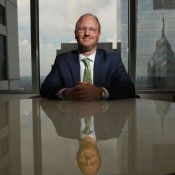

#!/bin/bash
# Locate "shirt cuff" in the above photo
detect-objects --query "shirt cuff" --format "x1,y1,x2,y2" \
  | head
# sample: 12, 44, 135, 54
101, 87, 110, 99
56, 89, 66, 99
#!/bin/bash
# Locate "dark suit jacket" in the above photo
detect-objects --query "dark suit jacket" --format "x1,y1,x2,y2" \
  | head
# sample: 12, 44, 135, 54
40, 99, 136, 140
40, 49, 135, 99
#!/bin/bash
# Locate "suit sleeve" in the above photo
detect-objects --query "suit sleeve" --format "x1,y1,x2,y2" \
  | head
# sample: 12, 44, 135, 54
40, 63, 63, 99
106, 53, 136, 100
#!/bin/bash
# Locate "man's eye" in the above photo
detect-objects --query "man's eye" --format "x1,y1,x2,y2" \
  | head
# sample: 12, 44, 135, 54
89, 28, 95, 32
77, 27, 97, 33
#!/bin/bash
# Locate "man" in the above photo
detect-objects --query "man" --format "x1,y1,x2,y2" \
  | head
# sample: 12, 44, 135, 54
40, 13, 135, 100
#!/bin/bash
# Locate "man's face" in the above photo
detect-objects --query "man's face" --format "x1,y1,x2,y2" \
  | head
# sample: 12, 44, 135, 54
75, 15, 101, 53
77, 140, 101, 175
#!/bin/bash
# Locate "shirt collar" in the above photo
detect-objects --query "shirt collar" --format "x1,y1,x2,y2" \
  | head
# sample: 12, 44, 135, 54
79, 51, 96, 62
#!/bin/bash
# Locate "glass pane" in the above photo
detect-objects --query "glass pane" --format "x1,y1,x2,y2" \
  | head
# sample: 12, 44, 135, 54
136, 0, 175, 90
117, 0, 129, 68
39, 0, 126, 82
17, 0, 32, 90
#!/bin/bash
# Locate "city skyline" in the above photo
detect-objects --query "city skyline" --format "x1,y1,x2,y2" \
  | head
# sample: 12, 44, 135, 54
17, 0, 175, 90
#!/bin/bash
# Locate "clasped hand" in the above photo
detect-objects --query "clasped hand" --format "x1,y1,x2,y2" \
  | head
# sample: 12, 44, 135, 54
69, 82, 103, 101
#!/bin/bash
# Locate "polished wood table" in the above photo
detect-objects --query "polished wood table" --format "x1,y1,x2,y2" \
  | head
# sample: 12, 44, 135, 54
0, 98, 175, 175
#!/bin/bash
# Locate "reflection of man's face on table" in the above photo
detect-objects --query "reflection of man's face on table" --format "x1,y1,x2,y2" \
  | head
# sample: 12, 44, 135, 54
76, 137, 101, 175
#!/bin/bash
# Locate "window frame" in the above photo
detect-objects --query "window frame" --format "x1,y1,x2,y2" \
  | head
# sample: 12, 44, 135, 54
0, 0, 174, 95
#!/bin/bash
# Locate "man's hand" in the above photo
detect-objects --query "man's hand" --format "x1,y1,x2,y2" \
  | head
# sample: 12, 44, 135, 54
70, 82, 103, 101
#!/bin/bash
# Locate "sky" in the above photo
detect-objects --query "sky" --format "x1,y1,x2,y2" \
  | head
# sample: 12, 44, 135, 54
17, 0, 117, 76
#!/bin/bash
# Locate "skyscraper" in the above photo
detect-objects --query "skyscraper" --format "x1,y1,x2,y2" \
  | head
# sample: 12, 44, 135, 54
148, 15, 175, 88
117, 0, 175, 90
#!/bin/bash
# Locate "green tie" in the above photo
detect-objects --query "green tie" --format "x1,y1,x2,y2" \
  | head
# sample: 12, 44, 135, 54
82, 58, 92, 83
82, 117, 93, 135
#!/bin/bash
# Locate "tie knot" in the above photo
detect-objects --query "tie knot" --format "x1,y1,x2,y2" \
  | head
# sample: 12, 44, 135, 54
82, 58, 91, 67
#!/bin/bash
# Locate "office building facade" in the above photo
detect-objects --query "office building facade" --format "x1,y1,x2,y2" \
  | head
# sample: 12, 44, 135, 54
148, 16, 175, 88
57, 42, 119, 55
0, 0, 20, 90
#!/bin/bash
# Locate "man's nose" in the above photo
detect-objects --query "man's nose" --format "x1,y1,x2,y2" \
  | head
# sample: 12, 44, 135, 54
84, 28, 90, 35
86, 158, 92, 165
85, 155, 91, 160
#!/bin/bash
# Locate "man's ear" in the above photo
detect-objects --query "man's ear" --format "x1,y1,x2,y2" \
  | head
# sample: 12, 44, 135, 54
74, 30, 77, 37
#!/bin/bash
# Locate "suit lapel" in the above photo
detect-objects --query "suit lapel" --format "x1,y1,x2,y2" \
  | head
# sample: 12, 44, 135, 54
94, 50, 106, 85
69, 51, 80, 85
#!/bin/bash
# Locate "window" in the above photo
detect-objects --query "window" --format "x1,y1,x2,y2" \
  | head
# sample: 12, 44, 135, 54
136, 0, 175, 90
1, 0, 174, 93
18, 0, 32, 90
117, 0, 129, 69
